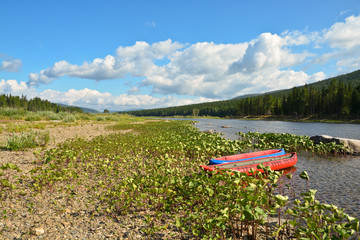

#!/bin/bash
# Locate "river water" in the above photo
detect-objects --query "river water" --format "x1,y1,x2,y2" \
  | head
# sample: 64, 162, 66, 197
173, 118, 360, 219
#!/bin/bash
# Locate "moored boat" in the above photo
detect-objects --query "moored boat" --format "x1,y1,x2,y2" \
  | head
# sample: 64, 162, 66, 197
201, 152, 297, 175
209, 149, 286, 165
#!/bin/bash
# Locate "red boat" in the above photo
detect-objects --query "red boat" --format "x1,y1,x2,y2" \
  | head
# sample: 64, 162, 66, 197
201, 152, 297, 175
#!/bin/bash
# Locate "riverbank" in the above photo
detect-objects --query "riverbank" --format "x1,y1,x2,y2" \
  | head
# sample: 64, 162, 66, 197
162, 115, 360, 124
0, 117, 358, 239
234, 115, 360, 124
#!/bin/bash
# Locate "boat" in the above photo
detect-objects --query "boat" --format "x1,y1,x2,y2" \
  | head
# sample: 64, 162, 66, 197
209, 149, 286, 165
201, 152, 297, 175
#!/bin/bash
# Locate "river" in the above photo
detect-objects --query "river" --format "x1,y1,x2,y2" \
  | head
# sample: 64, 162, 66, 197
173, 118, 360, 219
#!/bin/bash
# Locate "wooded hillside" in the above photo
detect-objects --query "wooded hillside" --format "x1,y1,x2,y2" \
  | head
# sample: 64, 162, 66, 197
0, 94, 83, 113
125, 69, 360, 119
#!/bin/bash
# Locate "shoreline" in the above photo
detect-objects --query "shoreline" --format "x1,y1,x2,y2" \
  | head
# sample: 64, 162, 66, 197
158, 115, 360, 124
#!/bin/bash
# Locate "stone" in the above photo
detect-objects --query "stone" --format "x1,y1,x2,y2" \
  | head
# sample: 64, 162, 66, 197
202, 129, 215, 134
310, 135, 360, 154
31, 227, 45, 235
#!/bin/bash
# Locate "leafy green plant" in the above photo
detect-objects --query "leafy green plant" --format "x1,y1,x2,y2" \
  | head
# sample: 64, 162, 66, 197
0, 163, 21, 199
236, 131, 350, 155
24, 118, 359, 239
278, 189, 359, 239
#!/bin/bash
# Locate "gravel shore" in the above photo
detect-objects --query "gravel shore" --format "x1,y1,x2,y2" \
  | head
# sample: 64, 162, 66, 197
0, 121, 290, 239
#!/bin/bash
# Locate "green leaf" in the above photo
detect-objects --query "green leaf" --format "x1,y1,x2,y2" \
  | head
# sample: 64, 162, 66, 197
274, 194, 289, 205
300, 171, 310, 181
206, 187, 214, 196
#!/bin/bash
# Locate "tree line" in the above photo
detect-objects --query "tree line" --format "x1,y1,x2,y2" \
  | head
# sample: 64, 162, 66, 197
0, 94, 83, 113
125, 71, 360, 119
235, 80, 360, 117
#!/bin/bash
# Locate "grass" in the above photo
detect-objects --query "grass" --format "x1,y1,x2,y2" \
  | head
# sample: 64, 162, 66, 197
3, 130, 50, 151
0, 107, 139, 123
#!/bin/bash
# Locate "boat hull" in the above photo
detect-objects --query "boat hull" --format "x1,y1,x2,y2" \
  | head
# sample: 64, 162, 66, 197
201, 153, 297, 176
209, 149, 285, 165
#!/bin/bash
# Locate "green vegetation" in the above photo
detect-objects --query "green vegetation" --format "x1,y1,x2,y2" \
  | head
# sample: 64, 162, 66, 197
3, 130, 50, 151
237, 131, 351, 155
0, 94, 83, 113
0, 107, 135, 123
0, 163, 21, 200
126, 69, 360, 120
3, 118, 352, 239
280, 189, 359, 239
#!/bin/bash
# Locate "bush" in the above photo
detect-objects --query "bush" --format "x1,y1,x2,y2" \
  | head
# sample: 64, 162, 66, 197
25, 112, 42, 121
4, 130, 50, 151
0, 108, 26, 117
96, 116, 105, 121
63, 115, 76, 123
40, 111, 61, 120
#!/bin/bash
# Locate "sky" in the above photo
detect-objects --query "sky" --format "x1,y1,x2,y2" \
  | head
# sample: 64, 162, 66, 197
1, 0, 360, 112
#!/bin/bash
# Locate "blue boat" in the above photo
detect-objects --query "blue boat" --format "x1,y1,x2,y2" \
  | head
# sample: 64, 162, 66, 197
209, 149, 286, 165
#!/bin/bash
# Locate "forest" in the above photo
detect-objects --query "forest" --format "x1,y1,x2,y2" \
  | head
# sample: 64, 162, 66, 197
0, 94, 83, 113
125, 70, 360, 119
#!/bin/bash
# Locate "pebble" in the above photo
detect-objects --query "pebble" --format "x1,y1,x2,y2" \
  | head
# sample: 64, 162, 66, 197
31, 226, 45, 235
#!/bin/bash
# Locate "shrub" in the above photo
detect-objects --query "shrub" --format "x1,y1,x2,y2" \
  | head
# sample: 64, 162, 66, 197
63, 115, 76, 123
0, 108, 26, 117
40, 111, 61, 120
4, 130, 50, 151
96, 116, 105, 121
25, 112, 42, 121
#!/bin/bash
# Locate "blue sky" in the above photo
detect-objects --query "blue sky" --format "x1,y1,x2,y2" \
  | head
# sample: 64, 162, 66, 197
1, 0, 360, 111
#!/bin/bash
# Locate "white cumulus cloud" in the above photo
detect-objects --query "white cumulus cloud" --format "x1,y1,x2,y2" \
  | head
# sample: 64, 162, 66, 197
314, 15, 360, 72
228, 33, 308, 74
323, 15, 360, 49
0, 58, 22, 72
0, 79, 36, 96
28, 39, 185, 86
27, 27, 345, 100
1, 78, 216, 111
142, 41, 248, 98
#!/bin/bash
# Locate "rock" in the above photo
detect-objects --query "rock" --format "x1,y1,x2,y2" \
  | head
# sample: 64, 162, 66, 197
201, 130, 215, 134
31, 226, 45, 235
310, 135, 339, 144
310, 135, 360, 154
221, 125, 231, 128
340, 138, 360, 155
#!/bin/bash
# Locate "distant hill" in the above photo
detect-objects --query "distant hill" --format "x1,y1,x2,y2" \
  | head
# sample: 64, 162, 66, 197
233, 93, 262, 99
80, 107, 100, 113
56, 103, 100, 113
233, 69, 360, 99
125, 69, 360, 119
